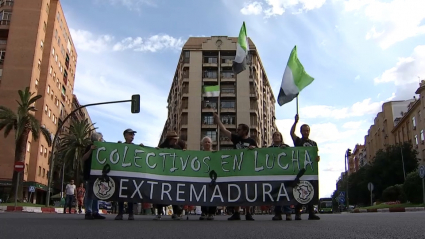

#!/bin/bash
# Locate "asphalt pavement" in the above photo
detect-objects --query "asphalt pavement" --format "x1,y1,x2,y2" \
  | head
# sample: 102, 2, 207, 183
0, 211, 424, 239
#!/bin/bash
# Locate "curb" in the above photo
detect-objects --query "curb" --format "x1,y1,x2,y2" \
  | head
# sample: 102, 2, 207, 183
352, 207, 425, 213
0, 206, 107, 214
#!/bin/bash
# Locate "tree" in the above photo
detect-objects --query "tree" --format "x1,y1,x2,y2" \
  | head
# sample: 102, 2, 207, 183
403, 171, 423, 204
57, 118, 95, 185
0, 87, 52, 201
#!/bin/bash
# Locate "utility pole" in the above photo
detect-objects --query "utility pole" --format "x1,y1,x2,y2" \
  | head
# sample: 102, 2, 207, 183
345, 148, 352, 209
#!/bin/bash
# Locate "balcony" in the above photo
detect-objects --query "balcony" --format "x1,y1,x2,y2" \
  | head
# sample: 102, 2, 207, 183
203, 57, 218, 67
220, 136, 233, 145
221, 88, 235, 97
221, 56, 233, 67
202, 122, 217, 129
203, 71, 218, 82
221, 72, 235, 82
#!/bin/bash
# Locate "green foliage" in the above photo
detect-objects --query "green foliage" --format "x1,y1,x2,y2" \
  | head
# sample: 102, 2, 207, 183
381, 184, 407, 203
403, 171, 423, 204
332, 142, 419, 206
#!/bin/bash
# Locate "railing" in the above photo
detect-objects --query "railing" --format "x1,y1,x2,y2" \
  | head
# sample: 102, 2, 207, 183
0, 0, 13, 7
221, 88, 235, 94
204, 57, 217, 64
0, 20, 10, 25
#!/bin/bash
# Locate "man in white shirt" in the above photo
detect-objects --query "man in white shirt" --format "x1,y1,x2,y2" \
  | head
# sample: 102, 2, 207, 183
64, 179, 76, 214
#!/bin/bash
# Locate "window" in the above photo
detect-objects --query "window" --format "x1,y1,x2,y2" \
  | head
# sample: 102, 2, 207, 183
53, 72, 56, 78
27, 142, 31, 152
43, 21, 46, 32
221, 101, 235, 108
413, 117, 416, 129
203, 115, 214, 125
46, 3, 49, 14
47, 85, 50, 93
44, 104, 48, 112
40, 40, 44, 49
55, 29, 58, 39
52, 114, 55, 123
52, 47, 55, 56
38, 166, 41, 176
25, 164, 29, 173
55, 54, 58, 62
415, 135, 418, 145
38, 59, 41, 69
421, 130, 424, 141
205, 131, 217, 141
35, 79, 39, 88
40, 145, 43, 153
61, 85, 66, 95
49, 66, 52, 74
43, 168, 45, 178
48, 109, 51, 117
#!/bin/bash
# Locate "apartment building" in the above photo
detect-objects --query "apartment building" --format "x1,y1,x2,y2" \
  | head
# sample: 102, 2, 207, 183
392, 80, 425, 163
0, 0, 77, 204
158, 36, 277, 150
363, 99, 414, 164
348, 144, 365, 175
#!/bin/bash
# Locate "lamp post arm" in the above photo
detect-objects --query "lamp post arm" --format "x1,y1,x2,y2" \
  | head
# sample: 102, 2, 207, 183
45, 99, 131, 206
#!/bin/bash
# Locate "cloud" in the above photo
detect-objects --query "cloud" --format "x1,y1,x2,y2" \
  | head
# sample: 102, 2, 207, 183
105, 0, 157, 10
373, 45, 425, 100
298, 98, 383, 119
355, 75, 360, 80
70, 28, 185, 54
345, 0, 425, 49
239, 0, 327, 17
69, 29, 114, 53
342, 120, 364, 129
112, 35, 185, 52
241, 2, 263, 15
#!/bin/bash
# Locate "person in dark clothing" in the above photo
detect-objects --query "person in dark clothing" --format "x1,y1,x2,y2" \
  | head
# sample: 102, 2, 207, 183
81, 132, 106, 220
268, 131, 293, 221
198, 136, 217, 220
153, 131, 185, 220
115, 128, 144, 221
290, 114, 321, 220
213, 112, 257, 221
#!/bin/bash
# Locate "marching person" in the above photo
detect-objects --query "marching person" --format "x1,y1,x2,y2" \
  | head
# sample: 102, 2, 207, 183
269, 132, 292, 221
63, 179, 76, 214
213, 112, 257, 221
290, 114, 321, 220
81, 132, 106, 220
115, 128, 144, 221
199, 136, 217, 221
154, 131, 185, 220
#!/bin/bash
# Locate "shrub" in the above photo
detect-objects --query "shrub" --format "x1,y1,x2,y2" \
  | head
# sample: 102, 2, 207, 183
381, 184, 407, 203
403, 171, 423, 204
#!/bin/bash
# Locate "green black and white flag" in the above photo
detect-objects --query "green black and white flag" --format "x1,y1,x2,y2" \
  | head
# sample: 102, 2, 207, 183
233, 22, 249, 75
277, 46, 314, 106
203, 85, 220, 97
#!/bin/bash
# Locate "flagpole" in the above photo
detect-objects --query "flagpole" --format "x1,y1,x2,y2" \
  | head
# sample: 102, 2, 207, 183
296, 96, 299, 115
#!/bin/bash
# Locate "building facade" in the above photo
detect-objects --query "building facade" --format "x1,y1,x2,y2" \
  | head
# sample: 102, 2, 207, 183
158, 36, 277, 150
0, 0, 77, 204
392, 81, 425, 163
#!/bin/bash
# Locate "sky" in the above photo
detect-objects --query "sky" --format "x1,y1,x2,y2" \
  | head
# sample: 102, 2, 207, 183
62, 0, 425, 198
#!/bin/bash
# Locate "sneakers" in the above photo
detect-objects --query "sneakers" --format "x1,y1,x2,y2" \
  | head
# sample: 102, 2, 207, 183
245, 213, 255, 221
114, 214, 123, 220
153, 215, 162, 220
85, 213, 94, 220
114, 213, 134, 220
207, 214, 214, 220
272, 213, 283, 221
285, 213, 292, 221
93, 213, 106, 219
199, 213, 207, 220
228, 212, 241, 221
172, 214, 182, 220
308, 214, 320, 220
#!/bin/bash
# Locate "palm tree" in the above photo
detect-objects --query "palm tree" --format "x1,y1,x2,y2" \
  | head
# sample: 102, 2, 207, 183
57, 118, 96, 185
0, 87, 52, 202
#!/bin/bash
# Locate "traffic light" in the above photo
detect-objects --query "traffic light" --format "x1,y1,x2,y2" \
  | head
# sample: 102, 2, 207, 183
346, 148, 352, 157
131, 94, 140, 113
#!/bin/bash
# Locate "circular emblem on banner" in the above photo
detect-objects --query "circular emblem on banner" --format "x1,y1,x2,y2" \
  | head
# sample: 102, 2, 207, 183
93, 177, 116, 200
293, 181, 315, 204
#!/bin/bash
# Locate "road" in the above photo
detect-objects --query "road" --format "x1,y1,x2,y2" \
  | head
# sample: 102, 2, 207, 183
0, 211, 424, 239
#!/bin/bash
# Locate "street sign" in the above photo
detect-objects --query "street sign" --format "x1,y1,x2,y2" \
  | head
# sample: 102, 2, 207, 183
339, 191, 345, 198
339, 196, 345, 204
368, 182, 374, 191
29, 186, 35, 193
14, 162, 25, 173
419, 165, 425, 179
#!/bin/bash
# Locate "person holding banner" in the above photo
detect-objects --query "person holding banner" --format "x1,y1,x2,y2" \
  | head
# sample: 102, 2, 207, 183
213, 112, 257, 221
269, 131, 293, 221
115, 128, 144, 221
199, 136, 217, 220
290, 114, 321, 220
153, 131, 185, 220
82, 132, 106, 220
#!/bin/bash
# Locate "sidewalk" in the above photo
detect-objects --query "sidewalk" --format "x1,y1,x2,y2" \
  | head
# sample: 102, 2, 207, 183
0, 205, 107, 214
352, 207, 425, 213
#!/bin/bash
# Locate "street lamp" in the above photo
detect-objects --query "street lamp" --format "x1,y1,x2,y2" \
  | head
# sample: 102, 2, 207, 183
400, 144, 406, 181
345, 148, 352, 209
